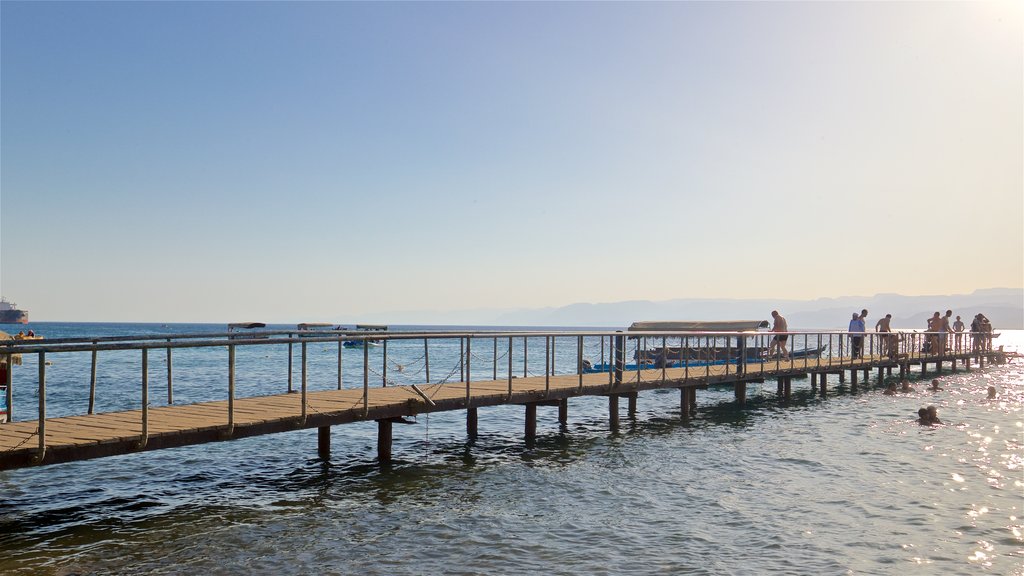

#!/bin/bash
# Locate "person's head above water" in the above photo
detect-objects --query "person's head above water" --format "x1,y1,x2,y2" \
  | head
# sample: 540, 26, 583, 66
987, 386, 997, 399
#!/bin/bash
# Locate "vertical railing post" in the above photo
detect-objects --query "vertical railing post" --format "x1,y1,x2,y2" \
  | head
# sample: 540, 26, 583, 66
493, 337, 497, 381
545, 336, 551, 394
362, 341, 369, 416
338, 340, 343, 390
661, 336, 667, 384
88, 344, 98, 415
578, 335, 583, 390
424, 338, 430, 384
33, 352, 47, 463
382, 339, 388, 387
737, 335, 746, 378
166, 339, 173, 404
287, 336, 294, 393
228, 344, 235, 435
139, 349, 148, 450
614, 332, 624, 387
4, 353, 12, 422
523, 336, 528, 378
465, 337, 472, 405
460, 338, 465, 382
507, 337, 513, 396
301, 341, 307, 423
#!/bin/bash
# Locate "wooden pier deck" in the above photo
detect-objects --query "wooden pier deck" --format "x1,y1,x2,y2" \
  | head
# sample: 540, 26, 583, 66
0, 349, 990, 471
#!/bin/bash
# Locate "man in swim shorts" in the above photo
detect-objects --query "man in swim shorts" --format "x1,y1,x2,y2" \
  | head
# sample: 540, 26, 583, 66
768, 310, 789, 358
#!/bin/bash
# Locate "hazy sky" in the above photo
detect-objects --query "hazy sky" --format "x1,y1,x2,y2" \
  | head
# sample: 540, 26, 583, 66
2, 1, 1021, 322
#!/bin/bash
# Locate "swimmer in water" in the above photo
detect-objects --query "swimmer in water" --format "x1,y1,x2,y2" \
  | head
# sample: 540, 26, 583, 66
917, 407, 930, 425
901, 380, 915, 393
987, 386, 997, 399
883, 383, 897, 395
926, 405, 941, 424
930, 379, 942, 391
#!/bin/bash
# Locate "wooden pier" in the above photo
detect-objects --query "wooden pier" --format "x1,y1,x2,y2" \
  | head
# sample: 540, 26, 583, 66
0, 329, 1007, 472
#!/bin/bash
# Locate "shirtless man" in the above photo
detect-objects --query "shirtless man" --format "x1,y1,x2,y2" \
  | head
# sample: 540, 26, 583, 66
768, 310, 789, 358
875, 313, 893, 356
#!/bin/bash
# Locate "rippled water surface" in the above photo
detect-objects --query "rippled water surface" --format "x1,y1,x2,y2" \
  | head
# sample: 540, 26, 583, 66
1, 324, 1021, 575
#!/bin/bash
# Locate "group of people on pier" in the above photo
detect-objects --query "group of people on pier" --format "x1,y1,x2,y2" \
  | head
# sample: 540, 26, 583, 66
769, 308, 997, 360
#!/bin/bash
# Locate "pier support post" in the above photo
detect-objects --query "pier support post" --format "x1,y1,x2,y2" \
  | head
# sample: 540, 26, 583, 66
467, 407, 478, 438
811, 373, 817, 392
951, 358, 958, 373
558, 398, 568, 425
850, 369, 858, 392
887, 366, 893, 377
921, 363, 927, 377
877, 368, 884, 386
318, 426, 331, 459
609, 395, 620, 429
776, 379, 784, 396
680, 388, 690, 419
627, 392, 637, 418
525, 403, 537, 441
783, 377, 792, 401
819, 374, 828, 397
839, 371, 846, 384
735, 382, 747, 406
377, 419, 393, 464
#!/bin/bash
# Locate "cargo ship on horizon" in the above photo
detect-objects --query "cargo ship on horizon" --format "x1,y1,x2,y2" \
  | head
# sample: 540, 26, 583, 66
0, 298, 28, 324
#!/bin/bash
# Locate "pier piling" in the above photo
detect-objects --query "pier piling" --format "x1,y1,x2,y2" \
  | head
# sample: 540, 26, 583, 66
318, 426, 331, 459
377, 419, 392, 464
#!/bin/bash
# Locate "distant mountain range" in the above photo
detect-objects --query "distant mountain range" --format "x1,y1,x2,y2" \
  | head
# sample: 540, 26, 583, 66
345, 288, 1024, 329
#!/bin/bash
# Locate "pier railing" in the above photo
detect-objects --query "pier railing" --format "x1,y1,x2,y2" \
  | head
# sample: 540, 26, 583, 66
0, 328, 1003, 462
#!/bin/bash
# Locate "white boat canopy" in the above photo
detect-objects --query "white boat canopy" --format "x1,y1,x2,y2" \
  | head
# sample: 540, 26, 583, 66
628, 320, 769, 332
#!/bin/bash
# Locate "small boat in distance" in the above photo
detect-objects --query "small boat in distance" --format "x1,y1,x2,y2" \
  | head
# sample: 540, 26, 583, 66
342, 324, 388, 348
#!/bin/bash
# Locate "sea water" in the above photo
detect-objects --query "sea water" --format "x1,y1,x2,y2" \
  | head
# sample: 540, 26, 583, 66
0, 324, 1021, 575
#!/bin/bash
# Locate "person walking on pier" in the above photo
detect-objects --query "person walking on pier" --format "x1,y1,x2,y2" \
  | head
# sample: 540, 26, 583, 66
849, 312, 865, 358
768, 310, 789, 358
875, 313, 893, 356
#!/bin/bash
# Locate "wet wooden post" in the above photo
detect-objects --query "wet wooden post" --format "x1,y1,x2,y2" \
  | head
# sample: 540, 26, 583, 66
776, 378, 784, 396
318, 426, 330, 458
783, 377, 792, 401
877, 367, 884, 386
627, 391, 637, 417
467, 407, 478, 438
951, 357, 958, 373
377, 419, 392, 464
735, 382, 747, 406
680, 388, 690, 419
609, 394, 619, 429
810, 372, 817, 392
921, 362, 928, 377
887, 366, 893, 377
525, 402, 537, 441
839, 370, 846, 383
850, 369, 858, 391
558, 398, 568, 424
819, 373, 828, 397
